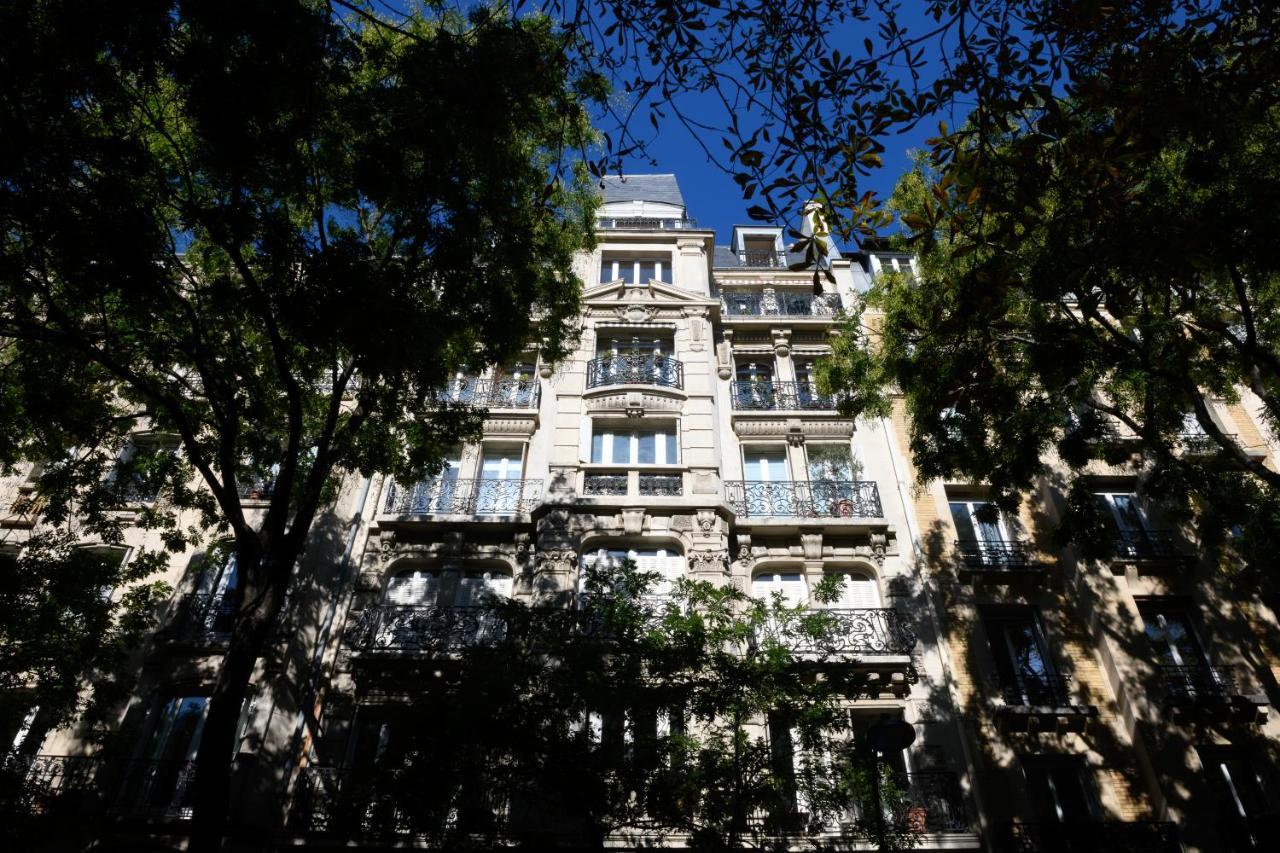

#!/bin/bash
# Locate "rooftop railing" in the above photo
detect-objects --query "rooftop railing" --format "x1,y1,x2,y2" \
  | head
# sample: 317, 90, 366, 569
586, 354, 684, 390
731, 380, 836, 411
383, 478, 542, 516
725, 480, 883, 519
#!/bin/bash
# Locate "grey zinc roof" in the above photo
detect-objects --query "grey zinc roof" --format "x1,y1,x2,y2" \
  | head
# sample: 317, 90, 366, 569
600, 174, 685, 207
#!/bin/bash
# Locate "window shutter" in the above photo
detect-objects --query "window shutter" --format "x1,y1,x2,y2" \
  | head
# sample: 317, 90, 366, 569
835, 572, 880, 609
385, 571, 437, 606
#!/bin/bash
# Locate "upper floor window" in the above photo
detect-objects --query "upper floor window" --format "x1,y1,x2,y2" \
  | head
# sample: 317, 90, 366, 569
582, 547, 684, 597
752, 572, 807, 606
591, 425, 679, 465
949, 498, 1010, 545
806, 444, 858, 482
600, 254, 673, 285
111, 435, 178, 504
1021, 755, 1098, 823
984, 609, 1064, 705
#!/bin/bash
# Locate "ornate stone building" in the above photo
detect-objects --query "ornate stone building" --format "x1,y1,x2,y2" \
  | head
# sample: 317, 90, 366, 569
4, 174, 1277, 852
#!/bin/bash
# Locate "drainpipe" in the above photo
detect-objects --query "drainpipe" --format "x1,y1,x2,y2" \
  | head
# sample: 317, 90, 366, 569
879, 414, 994, 853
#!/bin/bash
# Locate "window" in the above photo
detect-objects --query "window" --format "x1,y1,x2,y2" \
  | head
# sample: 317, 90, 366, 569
806, 444, 857, 482
591, 426, 678, 465
1022, 756, 1098, 823
130, 696, 208, 812
384, 567, 512, 607
1095, 491, 1151, 546
599, 254, 673, 285
985, 610, 1065, 705
111, 435, 177, 504
385, 569, 441, 606
596, 335, 673, 358
743, 449, 789, 481
581, 548, 685, 598
949, 499, 1008, 545
397, 450, 462, 514
742, 449, 793, 514
196, 550, 239, 634
752, 572, 808, 606
827, 571, 880, 609
1202, 748, 1280, 828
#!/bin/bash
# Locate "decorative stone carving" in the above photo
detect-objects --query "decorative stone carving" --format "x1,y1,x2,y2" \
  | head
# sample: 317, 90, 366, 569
870, 532, 889, 566
539, 364, 553, 379
379, 530, 398, 556
800, 532, 823, 561
535, 549, 578, 575
696, 509, 719, 537
733, 419, 856, 440
688, 550, 730, 576
356, 570, 383, 592
620, 507, 647, 536
772, 328, 792, 358
482, 417, 538, 436
585, 393, 682, 413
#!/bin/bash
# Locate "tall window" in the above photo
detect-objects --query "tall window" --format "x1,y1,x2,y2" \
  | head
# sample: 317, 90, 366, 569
1022, 756, 1098, 823
1202, 748, 1280, 833
581, 547, 684, 598
591, 426, 678, 465
477, 446, 524, 513
599, 255, 673, 285
752, 572, 808, 606
131, 696, 207, 811
806, 444, 857, 482
1095, 491, 1152, 546
196, 550, 239, 634
985, 610, 1063, 705
743, 448, 789, 481
827, 571, 880, 609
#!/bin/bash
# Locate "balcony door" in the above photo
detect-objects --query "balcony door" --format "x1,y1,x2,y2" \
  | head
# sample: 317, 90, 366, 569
829, 572, 880, 610
132, 696, 207, 814
950, 499, 1011, 565
807, 444, 860, 514
477, 447, 523, 514
986, 612, 1061, 705
196, 551, 239, 635
1140, 603, 1216, 699
385, 569, 441, 607
743, 449, 792, 515
1095, 492, 1152, 553
582, 548, 685, 599
1022, 755, 1098, 824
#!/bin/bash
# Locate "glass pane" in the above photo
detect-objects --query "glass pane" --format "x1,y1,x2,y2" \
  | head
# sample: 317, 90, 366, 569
745, 452, 788, 481
807, 445, 853, 481
611, 434, 632, 464
638, 261, 657, 282
1049, 765, 1095, 821
637, 432, 656, 464
618, 263, 635, 284
657, 262, 672, 283
591, 433, 605, 464
950, 502, 977, 543
1111, 495, 1146, 534
975, 503, 1003, 542
664, 433, 678, 464
599, 260, 612, 282
1006, 622, 1049, 678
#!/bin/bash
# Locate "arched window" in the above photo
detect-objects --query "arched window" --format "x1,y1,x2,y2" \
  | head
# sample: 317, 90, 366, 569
456, 570, 513, 606
751, 572, 808, 606
581, 547, 685, 597
384, 569, 440, 606
828, 571, 880, 609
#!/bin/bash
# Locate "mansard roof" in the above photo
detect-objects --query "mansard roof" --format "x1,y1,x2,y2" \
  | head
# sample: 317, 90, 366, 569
600, 173, 685, 207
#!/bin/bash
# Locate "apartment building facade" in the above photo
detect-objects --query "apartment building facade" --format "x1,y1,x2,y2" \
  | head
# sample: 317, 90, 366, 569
3, 174, 1277, 851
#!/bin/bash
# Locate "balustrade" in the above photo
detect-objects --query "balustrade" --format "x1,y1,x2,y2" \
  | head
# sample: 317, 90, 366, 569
383, 478, 541, 515
725, 480, 882, 519
731, 380, 835, 411
586, 354, 684, 390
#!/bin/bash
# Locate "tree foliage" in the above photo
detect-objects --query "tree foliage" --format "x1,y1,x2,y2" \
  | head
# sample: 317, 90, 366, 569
820, 3, 1280, 567
0, 0, 601, 844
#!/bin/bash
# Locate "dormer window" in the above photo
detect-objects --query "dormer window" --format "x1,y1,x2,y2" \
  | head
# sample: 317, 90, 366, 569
600, 253, 673, 285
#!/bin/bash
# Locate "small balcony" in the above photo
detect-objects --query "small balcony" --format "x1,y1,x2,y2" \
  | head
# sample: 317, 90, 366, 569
737, 249, 788, 268
582, 471, 683, 497
954, 539, 1047, 582
439, 377, 540, 409
996, 673, 1098, 733
345, 605, 508, 654
731, 381, 836, 411
721, 289, 840, 318
586, 354, 684, 390
1155, 664, 1269, 723
10, 754, 197, 821
383, 478, 542, 517
843, 770, 970, 834
291, 765, 509, 838
752, 607, 917, 657
725, 480, 883, 520
1008, 820, 1180, 853
1111, 530, 1193, 570
158, 592, 236, 648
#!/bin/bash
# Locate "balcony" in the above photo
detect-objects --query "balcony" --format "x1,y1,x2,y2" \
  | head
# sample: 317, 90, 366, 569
439, 377, 540, 409
725, 480, 883, 520
292, 765, 509, 838
383, 478, 542, 516
737, 249, 787, 268
596, 216, 698, 230
996, 673, 1098, 733
842, 770, 969, 834
586, 354, 684, 390
1008, 820, 1180, 853
731, 381, 836, 411
1155, 664, 1269, 723
158, 592, 236, 647
1178, 431, 1237, 455
721, 289, 840, 317
954, 539, 1047, 582
753, 608, 917, 657
9, 754, 196, 820
582, 472, 683, 497
1111, 530, 1193, 570
345, 605, 508, 653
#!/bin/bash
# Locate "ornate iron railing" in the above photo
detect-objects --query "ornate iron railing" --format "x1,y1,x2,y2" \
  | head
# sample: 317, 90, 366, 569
1178, 431, 1237, 454
438, 378, 540, 409
999, 672, 1076, 707
639, 473, 682, 496
1008, 820, 1180, 852
292, 765, 509, 837
738, 249, 787, 268
731, 381, 836, 411
345, 605, 508, 652
596, 216, 698, 230
1156, 663, 1244, 702
721, 289, 840, 317
383, 478, 542, 516
237, 474, 276, 500
955, 539, 1037, 570
583, 474, 628, 496
160, 592, 236, 645
1111, 530, 1189, 563
752, 608, 916, 656
725, 480, 883, 519
7, 754, 198, 819
586, 354, 684, 390
840, 770, 968, 833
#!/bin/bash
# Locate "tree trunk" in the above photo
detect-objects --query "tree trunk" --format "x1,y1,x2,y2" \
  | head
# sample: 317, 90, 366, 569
188, 552, 291, 853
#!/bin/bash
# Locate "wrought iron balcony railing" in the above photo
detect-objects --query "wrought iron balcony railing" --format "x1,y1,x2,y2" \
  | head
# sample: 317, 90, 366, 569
583, 473, 628, 496
383, 478, 542, 516
731, 381, 836, 411
345, 605, 508, 653
586, 354, 684, 390
840, 770, 968, 833
160, 592, 236, 645
752, 608, 916, 656
8, 754, 197, 820
237, 475, 276, 500
639, 473, 682, 496
1156, 663, 1245, 702
721, 289, 840, 317
292, 765, 509, 837
1008, 820, 1181, 853
738, 249, 787, 268
999, 672, 1076, 707
1111, 530, 1189, 563
596, 216, 698, 230
725, 480, 883, 519
438, 378, 540, 409
1178, 431, 1237, 454
955, 539, 1037, 570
